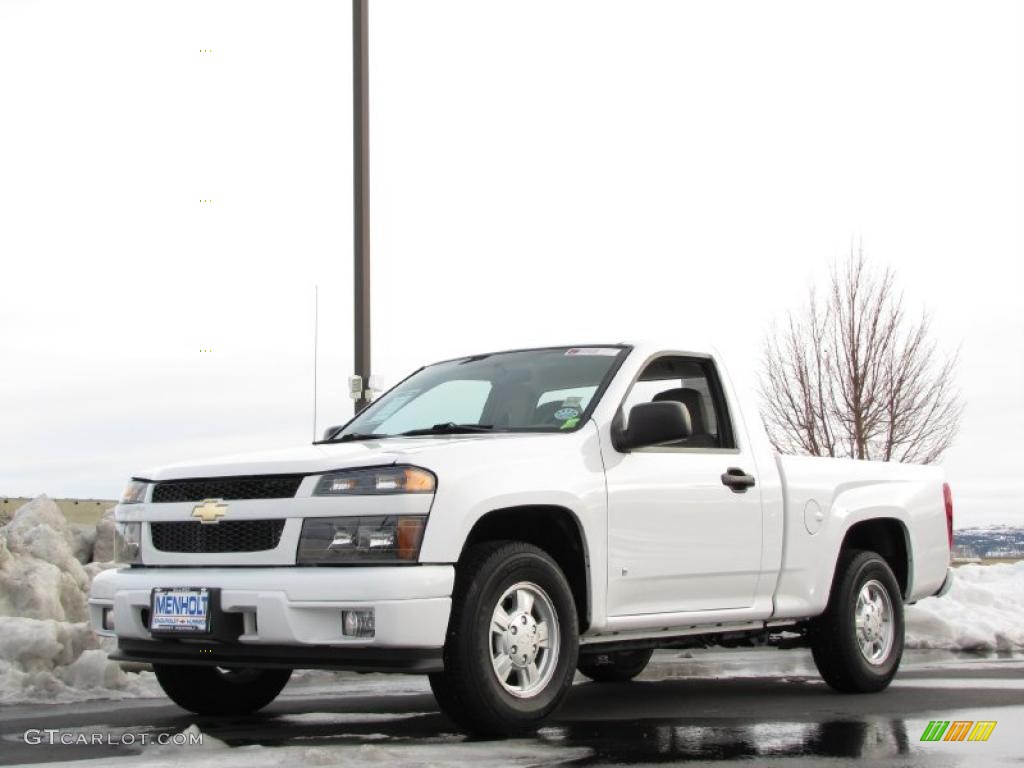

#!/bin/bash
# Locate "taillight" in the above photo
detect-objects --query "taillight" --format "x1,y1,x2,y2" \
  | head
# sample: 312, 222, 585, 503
943, 483, 954, 550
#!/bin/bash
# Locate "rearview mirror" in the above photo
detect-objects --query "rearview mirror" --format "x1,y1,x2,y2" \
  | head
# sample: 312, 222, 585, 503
613, 401, 692, 451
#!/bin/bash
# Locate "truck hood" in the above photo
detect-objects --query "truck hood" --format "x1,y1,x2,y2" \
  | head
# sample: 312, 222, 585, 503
138, 433, 564, 481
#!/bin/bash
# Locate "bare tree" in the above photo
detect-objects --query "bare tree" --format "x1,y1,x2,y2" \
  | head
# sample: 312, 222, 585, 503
759, 251, 963, 464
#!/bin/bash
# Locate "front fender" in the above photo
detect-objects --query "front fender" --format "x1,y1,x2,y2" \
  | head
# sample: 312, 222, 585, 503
416, 423, 609, 628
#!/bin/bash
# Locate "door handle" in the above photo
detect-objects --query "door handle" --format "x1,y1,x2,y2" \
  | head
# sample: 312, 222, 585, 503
721, 467, 756, 493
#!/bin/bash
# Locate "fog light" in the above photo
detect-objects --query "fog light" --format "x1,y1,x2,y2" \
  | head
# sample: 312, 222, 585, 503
102, 606, 115, 631
342, 609, 375, 638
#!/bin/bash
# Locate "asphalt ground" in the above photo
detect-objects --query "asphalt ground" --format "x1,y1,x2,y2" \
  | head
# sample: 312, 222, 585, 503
2, 649, 1021, 766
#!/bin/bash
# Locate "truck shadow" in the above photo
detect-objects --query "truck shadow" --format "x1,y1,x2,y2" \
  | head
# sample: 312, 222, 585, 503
190, 675, 1012, 762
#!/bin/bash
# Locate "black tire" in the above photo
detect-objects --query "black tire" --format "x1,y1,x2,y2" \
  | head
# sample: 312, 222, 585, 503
429, 541, 579, 736
153, 664, 292, 715
809, 549, 904, 692
578, 648, 653, 683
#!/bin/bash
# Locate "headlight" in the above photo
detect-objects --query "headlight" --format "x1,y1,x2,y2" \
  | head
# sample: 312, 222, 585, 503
114, 522, 142, 564
297, 516, 426, 564
120, 480, 149, 504
314, 466, 436, 496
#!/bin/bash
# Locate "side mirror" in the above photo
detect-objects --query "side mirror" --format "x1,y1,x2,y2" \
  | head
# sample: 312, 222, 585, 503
613, 401, 692, 451
322, 425, 343, 441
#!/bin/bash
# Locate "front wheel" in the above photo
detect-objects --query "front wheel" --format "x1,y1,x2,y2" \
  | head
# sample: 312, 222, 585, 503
153, 665, 292, 715
809, 549, 904, 692
430, 541, 579, 735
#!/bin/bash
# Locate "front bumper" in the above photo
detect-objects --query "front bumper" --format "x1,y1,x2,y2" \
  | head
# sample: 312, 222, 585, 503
89, 565, 453, 671
111, 639, 444, 673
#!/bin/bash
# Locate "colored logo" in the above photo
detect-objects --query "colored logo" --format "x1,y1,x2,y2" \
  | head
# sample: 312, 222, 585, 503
191, 498, 228, 524
920, 720, 997, 742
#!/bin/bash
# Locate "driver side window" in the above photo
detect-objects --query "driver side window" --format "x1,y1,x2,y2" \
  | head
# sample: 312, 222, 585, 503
621, 356, 734, 449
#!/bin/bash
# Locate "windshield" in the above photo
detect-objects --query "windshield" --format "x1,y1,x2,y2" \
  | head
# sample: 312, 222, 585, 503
330, 346, 628, 440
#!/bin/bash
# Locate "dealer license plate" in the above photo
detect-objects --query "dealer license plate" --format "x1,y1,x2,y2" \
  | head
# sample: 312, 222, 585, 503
151, 588, 211, 633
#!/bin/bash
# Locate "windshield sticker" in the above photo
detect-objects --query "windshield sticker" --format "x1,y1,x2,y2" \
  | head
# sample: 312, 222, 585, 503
554, 407, 580, 421
560, 417, 581, 430
564, 347, 619, 357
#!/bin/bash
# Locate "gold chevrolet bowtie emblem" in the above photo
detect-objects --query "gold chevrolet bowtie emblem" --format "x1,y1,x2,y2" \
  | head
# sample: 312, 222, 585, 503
191, 498, 228, 524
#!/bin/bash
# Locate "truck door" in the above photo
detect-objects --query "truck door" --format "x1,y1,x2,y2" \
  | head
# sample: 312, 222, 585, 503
603, 355, 763, 616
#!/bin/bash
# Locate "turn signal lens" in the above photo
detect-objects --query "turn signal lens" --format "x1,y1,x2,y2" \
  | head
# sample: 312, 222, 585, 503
401, 467, 436, 493
395, 517, 426, 561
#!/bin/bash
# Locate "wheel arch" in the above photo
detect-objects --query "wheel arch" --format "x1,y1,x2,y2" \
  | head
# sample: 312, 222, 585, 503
832, 516, 912, 599
460, 505, 591, 632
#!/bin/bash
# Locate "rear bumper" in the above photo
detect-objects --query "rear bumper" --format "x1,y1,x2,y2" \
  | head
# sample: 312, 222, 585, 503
934, 566, 955, 598
89, 565, 454, 660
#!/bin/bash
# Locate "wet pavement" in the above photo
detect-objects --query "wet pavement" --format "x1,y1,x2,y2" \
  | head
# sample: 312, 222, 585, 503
1, 649, 1022, 766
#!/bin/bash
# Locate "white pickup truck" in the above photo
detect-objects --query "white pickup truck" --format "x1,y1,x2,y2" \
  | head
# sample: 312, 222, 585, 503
90, 343, 954, 734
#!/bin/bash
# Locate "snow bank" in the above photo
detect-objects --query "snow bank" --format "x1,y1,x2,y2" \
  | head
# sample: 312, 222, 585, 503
0, 495, 94, 622
0, 495, 156, 703
906, 560, 1024, 651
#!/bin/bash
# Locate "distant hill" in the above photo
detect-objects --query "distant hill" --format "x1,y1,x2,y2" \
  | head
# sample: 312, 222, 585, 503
954, 525, 1024, 560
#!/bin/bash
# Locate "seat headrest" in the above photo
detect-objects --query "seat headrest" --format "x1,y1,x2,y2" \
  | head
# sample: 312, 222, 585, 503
652, 387, 706, 434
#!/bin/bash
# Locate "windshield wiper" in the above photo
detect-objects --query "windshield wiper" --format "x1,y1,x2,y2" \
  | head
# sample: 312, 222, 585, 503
324, 432, 388, 443
400, 422, 496, 436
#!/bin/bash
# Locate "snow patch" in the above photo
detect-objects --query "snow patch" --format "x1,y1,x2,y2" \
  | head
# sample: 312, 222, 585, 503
33, 724, 592, 768
281, 669, 430, 697
0, 495, 157, 703
92, 507, 117, 564
906, 560, 1024, 651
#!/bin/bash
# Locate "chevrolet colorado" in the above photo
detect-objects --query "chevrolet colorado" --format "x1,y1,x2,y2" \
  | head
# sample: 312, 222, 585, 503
90, 343, 954, 734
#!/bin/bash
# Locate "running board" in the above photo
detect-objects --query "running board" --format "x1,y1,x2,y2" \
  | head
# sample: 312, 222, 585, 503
580, 619, 798, 650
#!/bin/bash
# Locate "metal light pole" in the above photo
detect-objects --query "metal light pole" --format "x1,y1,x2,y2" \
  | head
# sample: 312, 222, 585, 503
352, 0, 371, 413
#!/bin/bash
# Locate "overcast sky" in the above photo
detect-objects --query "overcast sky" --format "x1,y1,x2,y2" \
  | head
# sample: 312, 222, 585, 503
1, 0, 1021, 526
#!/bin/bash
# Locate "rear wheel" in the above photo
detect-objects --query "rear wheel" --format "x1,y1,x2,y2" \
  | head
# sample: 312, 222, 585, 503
153, 664, 291, 715
578, 648, 653, 683
809, 549, 904, 692
429, 541, 579, 735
